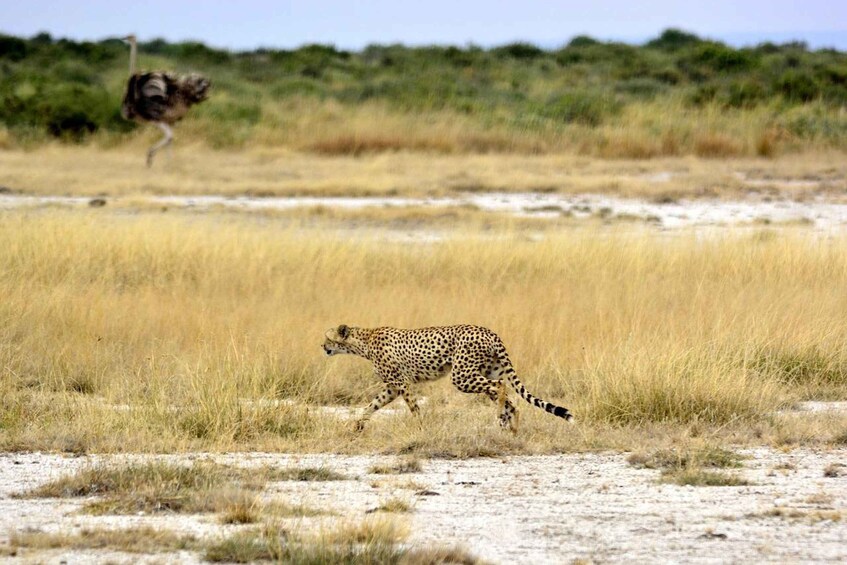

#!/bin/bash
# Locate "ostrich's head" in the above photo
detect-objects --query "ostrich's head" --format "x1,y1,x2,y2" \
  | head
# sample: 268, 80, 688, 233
121, 34, 137, 44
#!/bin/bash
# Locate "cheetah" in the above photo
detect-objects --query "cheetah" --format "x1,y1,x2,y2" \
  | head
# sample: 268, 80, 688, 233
322, 324, 573, 432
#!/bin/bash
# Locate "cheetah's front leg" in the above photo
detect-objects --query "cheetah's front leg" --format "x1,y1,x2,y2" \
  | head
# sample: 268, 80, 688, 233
354, 386, 399, 432
399, 384, 420, 415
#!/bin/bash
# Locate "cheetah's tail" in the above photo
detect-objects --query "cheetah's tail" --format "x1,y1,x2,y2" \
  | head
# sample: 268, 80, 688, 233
504, 369, 573, 422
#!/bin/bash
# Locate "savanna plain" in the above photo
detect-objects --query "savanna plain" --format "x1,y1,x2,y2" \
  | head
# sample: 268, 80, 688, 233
1, 29, 847, 564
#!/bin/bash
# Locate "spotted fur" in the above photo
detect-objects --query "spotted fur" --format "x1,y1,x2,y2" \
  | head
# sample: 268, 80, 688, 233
322, 324, 573, 432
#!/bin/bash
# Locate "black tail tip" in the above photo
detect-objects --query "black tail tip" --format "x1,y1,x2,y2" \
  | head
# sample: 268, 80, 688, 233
553, 406, 573, 420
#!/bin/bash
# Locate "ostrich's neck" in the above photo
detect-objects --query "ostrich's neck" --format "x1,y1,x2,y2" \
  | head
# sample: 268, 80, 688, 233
128, 40, 137, 75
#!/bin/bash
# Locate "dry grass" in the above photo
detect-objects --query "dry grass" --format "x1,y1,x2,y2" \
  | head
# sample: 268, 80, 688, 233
204, 516, 480, 564
661, 468, 750, 487
9, 526, 199, 554
8, 91, 843, 158
10, 519, 475, 564
205, 517, 404, 563
15, 461, 277, 514
16, 459, 331, 531
1, 209, 847, 455
628, 445, 749, 486
370, 497, 413, 514
1, 144, 845, 201
273, 467, 348, 481
369, 458, 423, 475
219, 490, 264, 524
627, 446, 743, 471
750, 508, 843, 523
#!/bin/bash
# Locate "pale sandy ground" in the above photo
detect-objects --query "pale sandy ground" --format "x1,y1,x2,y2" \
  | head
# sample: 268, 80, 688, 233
2, 445, 846, 564
4, 192, 847, 231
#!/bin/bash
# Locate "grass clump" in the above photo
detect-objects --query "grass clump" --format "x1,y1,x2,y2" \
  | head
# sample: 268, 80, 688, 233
263, 501, 328, 518
369, 497, 413, 514
204, 529, 281, 563
750, 507, 842, 523
627, 446, 743, 471
273, 466, 347, 482
10, 526, 198, 554
751, 346, 847, 396
830, 429, 847, 446
628, 445, 749, 487
662, 468, 750, 487
369, 457, 423, 475
584, 350, 782, 426
218, 490, 263, 524
205, 518, 403, 563
16, 461, 272, 514
204, 518, 479, 564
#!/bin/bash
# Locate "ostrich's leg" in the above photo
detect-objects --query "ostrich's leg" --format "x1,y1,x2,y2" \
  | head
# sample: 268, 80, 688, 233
147, 122, 173, 167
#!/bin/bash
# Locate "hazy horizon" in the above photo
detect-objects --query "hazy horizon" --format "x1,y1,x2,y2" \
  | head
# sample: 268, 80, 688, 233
3, 28, 847, 53
2, 1, 846, 51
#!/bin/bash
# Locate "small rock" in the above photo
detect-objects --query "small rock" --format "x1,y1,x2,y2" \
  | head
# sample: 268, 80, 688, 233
88, 198, 107, 208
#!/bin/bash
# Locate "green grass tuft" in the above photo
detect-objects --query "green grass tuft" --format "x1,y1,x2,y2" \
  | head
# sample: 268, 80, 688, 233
273, 466, 347, 482
16, 461, 275, 515
369, 457, 423, 475
629, 445, 749, 487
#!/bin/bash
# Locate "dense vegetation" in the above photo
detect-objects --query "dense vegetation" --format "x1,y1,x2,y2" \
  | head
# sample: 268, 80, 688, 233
0, 29, 845, 154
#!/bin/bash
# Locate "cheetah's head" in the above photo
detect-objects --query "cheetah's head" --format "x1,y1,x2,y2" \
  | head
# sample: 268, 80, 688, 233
322, 324, 354, 356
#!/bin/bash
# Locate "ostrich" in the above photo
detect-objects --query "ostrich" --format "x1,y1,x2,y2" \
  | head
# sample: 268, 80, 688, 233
120, 34, 211, 167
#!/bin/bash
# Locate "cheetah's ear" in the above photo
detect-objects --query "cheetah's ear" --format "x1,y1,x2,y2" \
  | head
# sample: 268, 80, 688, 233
337, 324, 350, 339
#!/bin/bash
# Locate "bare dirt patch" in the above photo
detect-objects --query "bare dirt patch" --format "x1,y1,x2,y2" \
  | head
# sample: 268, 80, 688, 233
2, 449, 846, 563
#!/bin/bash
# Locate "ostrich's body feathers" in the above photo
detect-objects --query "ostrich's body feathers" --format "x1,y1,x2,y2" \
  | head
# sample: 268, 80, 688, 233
121, 72, 210, 124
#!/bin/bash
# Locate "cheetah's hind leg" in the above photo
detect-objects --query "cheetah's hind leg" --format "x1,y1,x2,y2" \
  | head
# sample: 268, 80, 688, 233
495, 380, 518, 433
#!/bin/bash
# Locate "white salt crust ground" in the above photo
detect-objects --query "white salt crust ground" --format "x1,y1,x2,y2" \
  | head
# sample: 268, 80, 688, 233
4, 191, 847, 231
1, 447, 846, 564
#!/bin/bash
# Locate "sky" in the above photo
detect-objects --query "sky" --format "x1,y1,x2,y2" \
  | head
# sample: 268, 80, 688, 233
2, 0, 846, 51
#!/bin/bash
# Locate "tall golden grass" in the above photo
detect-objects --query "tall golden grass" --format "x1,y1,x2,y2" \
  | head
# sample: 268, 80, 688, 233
195, 97, 847, 158
1, 209, 846, 454
1, 143, 845, 201
5, 95, 844, 158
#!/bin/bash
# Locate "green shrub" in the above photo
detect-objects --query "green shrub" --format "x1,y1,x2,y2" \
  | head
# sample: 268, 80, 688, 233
646, 28, 703, 51
493, 42, 545, 60
687, 43, 757, 73
0, 34, 29, 61
541, 91, 621, 126
1, 31, 846, 149
776, 104, 847, 145
724, 80, 767, 108
615, 77, 667, 99
776, 71, 820, 102
269, 78, 325, 98
567, 35, 600, 48
0, 83, 129, 140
